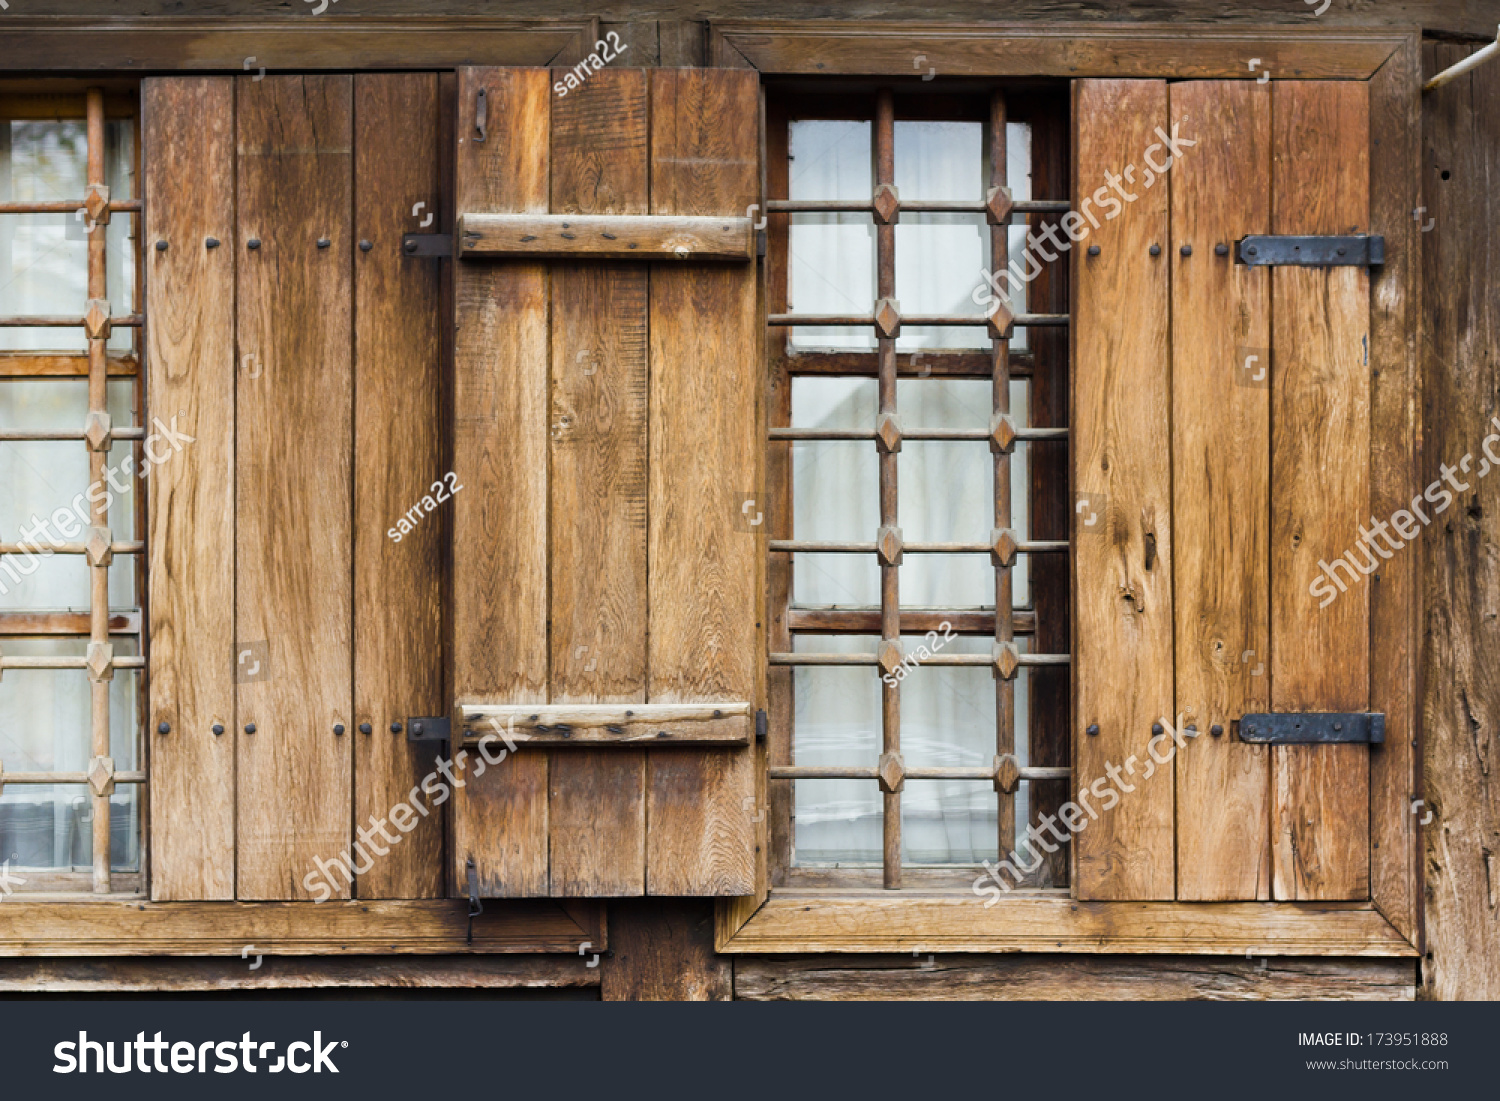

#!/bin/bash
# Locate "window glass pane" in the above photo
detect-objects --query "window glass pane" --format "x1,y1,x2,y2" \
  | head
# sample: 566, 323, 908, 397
0, 119, 136, 354
0, 637, 141, 873
793, 551, 877, 608
792, 440, 874, 546
902, 782, 998, 864
787, 120, 873, 351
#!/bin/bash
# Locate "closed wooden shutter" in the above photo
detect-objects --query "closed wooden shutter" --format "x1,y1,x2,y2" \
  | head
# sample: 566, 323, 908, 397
1073, 77, 1375, 902
449, 66, 762, 899
146, 73, 446, 900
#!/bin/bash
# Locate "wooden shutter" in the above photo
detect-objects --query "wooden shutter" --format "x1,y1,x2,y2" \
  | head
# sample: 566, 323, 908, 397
1074, 78, 1375, 902
449, 66, 762, 899
147, 74, 446, 900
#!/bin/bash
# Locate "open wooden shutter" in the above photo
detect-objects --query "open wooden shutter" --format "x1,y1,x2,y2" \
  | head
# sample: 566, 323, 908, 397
1074, 78, 1375, 902
147, 74, 446, 900
448, 66, 763, 899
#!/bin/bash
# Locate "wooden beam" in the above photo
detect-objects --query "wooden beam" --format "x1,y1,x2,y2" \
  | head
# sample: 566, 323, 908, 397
719, 895, 1419, 955
602, 899, 732, 1000
458, 213, 754, 261
0, 17, 589, 71
716, 23, 1404, 79
458, 703, 753, 746
733, 954, 1416, 1000
0, 899, 599, 956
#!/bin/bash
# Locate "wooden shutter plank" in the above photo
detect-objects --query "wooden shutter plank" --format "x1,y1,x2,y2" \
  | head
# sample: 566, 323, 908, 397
645, 69, 759, 896
234, 75, 354, 900
547, 66, 650, 897
450, 67, 551, 898
1269, 80, 1371, 901
144, 76, 236, 901
352, 72, 444, 899
1170, 80, 1272, 901
1071, 79, 1174, 901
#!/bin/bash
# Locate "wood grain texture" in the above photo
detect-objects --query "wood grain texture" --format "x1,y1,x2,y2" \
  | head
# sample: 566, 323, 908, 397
547, 65, 650, 898
645, 68, 760, 897
458, 213, 754, 260
1169, 80, 1271, 901
734, 955, 1415, 1001
1366, 35, 1422, 948
460, 703, 751, 745
601, 898, 732, 1000
144, 76, 236, 902
234, 75, 354, 901
1071, 79, 1174, 900
352, 72, 444, 899
1420, 41, 1500, 1001
450, 67, 551, 899
1269, 81, 1371, 902
720, 894, 1417, 956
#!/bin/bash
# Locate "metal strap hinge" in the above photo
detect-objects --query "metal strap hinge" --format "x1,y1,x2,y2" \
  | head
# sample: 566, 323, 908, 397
465, 856, 483, 945
1236, 235, 1384, 268
406, 715, 451, 744
1238, 712, 1385, 745
402, 233, 452, 258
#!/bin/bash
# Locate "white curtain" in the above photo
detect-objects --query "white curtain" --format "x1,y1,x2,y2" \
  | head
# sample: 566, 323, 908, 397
787, 117, 1034, 867
0, 118, 140, 873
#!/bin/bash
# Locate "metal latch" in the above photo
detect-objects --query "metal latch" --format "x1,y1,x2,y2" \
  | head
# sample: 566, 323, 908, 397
402, 233, 452, 258
1236, 235, 1384, 268
406, 715, 451, 744
1238, 712, 1385, 745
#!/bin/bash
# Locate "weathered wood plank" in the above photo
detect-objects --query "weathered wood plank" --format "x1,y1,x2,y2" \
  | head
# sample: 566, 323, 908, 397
234, 74, 354, 901
601, 899, 732, 1000
720, 895, 1417, 956
144, 75, 236, 902
1366, 36, 1422, 948
547, 65, 650, 898
450, 66, 552, 899
734, 954, 1415, 1001
1071, 79, 1174, 901
459, 213, 754, 260
645, 68, 760, 897
1269, 80, 1371, 902
1169, 79, 1271, 901
352, 72, 445, 900
460, 703, 752, 746
1419, 40, 1500, 1001
0, 898, 595, 956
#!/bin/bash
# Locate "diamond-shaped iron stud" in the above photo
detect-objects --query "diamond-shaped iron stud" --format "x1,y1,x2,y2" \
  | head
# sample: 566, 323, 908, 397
874, 297, 901, 340
875, 524, 904, 567
991, 528, 1019, 569
994, 641, 1020, 681
84, 299, 111, 342
84, 183, 112, 228
877, 638, 904, 678
83, 410, 112, 453
985, 185, 1014, 226
875, 412, 902, 454
86, 640, 114, 683
877, 751, 906, 793
990, 413, 1017, 454
993, 753, 1021, 795
872, 183, 900, 226
986, 299, 1016, 341
85, 526, 113, 568
88, 755, 115, 797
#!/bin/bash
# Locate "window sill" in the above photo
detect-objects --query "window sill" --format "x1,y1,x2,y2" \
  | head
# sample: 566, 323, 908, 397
716, 890, 1418, 957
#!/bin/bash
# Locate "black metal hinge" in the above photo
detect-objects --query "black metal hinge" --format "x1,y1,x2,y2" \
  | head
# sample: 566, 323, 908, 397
1236, 235, 1384, 268
1239, 712, 1385, 745
406, 715, 451, 744
402, 233, 452, 258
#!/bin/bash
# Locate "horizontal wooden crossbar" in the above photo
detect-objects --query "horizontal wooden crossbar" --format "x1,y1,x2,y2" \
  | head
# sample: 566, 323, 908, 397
457, 214, 755, 261
456, 702, 753, 746
769, 313, 1067, 327
770, 426, 1068, 442
769, 765, 1070, 781
787, 606, 1035, 635
770, 652, 1069, 667
769, 539, 1067, 554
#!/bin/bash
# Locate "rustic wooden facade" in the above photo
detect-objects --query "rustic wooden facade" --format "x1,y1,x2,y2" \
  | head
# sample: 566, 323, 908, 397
0, 2, 1493, 1001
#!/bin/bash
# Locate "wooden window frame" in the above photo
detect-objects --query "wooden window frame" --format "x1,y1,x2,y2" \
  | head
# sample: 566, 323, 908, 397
0, 19, 1420, 961
715, 21, 1423, 958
